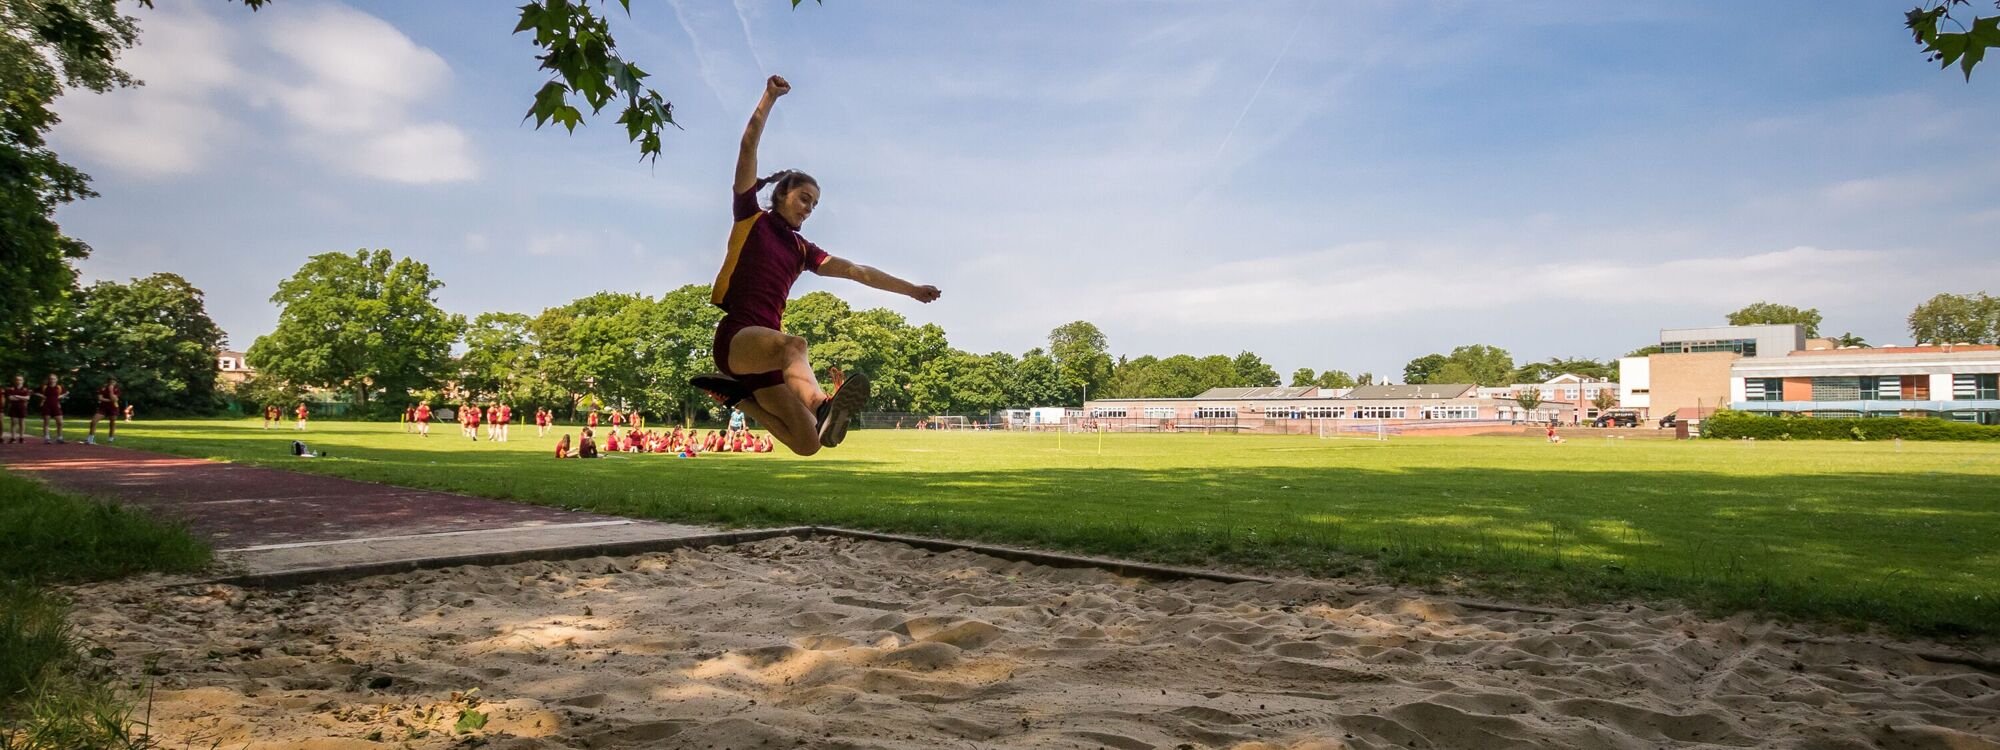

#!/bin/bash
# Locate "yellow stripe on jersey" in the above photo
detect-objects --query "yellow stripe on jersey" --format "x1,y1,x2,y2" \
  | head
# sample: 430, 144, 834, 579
712, 213, 763, 305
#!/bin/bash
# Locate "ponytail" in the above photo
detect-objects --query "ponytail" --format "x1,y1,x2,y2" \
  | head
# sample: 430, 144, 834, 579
759, 169, 819, 211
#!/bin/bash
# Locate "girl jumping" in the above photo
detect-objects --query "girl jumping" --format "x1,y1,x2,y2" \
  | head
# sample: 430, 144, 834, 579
694, 75, 940, 455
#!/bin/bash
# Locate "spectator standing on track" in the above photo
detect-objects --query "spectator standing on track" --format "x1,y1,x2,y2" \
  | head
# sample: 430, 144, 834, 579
85, 376, 119, 445
3, 374, 30, 443
37, 374, 66, 443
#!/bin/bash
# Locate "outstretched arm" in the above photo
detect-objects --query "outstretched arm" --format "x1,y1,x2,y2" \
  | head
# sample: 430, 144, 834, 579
818, 256, 942, 303
734, 75, 790, 194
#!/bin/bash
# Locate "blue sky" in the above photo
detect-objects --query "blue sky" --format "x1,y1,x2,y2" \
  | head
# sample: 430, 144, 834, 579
51, 1, 2000, 379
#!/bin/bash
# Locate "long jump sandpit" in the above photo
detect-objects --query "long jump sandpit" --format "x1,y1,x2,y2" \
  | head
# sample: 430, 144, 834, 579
68, 535, 2000, 750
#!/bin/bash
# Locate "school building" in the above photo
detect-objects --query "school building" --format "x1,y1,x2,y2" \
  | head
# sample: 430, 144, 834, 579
1475, 373, 1622, 422
1728, 345, 2000, 424
1618, 323, 2000, 425
1080, 382, 1575, 435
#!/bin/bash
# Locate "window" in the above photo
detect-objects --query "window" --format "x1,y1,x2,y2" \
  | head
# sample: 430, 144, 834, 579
1743, 378, 1783, 402
1304, 406, 1342, 419
1353, 406, 1407, 419
1264, 406, 1302, 419
1089, 407, 1128, 418
1863, 376, 1901, 401
1675, 338, 1758, 357
1193, 406, 1237, 419
1955, 374, 2000, 401
1423, 406, 1478, 420
1143, 407, 1176, 419
1811, 376, 1862, 401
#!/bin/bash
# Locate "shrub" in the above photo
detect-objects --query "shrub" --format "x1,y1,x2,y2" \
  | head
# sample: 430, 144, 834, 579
1703, 410, 2000, 441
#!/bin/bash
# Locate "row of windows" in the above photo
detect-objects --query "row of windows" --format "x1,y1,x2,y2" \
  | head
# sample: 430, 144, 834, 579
1676, 338, 1759, 357
1090, 404, 1494, 420
1423, 406, 1479, 420
1746, 374, 1999, 402
1957, 374, 2000, 400
1263, 406, 1345, 419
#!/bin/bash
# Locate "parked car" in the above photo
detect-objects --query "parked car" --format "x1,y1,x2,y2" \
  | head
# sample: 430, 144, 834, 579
1658, 413, 1679, 429
1593, 410, 1641, 427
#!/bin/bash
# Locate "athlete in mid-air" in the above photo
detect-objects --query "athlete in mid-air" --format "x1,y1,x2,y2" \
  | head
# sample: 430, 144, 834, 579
693, 75, 940, 455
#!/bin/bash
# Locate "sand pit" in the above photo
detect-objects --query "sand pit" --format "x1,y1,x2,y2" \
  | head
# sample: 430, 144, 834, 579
65, 536, 2000, 749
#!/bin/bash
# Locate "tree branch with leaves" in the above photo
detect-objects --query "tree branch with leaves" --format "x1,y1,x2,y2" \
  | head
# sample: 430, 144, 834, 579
1907, 1, 2000, 80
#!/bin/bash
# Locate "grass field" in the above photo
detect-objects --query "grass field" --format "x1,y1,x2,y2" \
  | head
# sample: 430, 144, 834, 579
111, 418, 2000, 636
0, 473, 210, 749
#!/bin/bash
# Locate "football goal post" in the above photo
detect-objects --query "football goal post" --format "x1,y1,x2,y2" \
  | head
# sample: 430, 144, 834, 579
1315, 417, 1387, 441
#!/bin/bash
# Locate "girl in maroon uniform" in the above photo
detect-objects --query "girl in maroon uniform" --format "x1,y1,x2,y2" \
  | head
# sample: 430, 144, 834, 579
3, 375, 30, 443
86, 376, 119, 445
694, 75, 939, 455
415, 401, 432, 437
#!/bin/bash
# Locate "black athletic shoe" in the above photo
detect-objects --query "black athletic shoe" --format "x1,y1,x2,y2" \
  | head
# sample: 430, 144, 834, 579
690, 373, 751, 407
816, 373, 870, 448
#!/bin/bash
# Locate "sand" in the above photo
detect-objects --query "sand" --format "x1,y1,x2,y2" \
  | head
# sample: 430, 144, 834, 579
63, 536, 2000, 749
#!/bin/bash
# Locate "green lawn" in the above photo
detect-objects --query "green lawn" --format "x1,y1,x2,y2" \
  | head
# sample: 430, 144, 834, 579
0, 473, 209, 748
118, 418, 2000, 636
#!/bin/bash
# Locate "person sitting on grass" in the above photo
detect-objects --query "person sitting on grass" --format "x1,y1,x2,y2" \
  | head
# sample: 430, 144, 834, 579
605, 428, 623, 453
555, 433, 571, 459
577, 427, 599, 459
690, 75, 940, 456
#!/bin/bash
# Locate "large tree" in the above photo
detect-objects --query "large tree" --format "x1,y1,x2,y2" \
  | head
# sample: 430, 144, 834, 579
640, 283, 727, 423
1725, 302, 1823, 338
1402, 353, 1450, 385
247, 249, 463, 410
528, 291, 651, 414
458, 312, 559, 406
1405, 346, 1513, 386
1907, 291, 1997, 345
1230, 351, 1280, 388
1048, 320, 1112, 403
1314, 369, 1356, 389
0, 0, 137, 336
67, 273, 226, 414
1509, 356, 1615, 384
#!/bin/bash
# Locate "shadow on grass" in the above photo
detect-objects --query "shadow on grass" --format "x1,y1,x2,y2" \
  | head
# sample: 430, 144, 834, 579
121, 431, 2000, 637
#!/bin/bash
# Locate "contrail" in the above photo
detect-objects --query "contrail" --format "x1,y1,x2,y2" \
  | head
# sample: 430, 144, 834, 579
1211, 0, 1315, 161
665, 0, 731, 106
731, 0, 770, 74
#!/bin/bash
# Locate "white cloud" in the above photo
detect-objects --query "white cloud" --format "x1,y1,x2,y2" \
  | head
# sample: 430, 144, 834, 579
344, 124, 478, 184
1085, 245, 1929, 329
52, 4, 242, 178
53, 2, 473, 184
257, 4, 474, 183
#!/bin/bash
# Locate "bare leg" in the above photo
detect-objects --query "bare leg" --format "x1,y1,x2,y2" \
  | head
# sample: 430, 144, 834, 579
736, 388, 819, 455
725, 327, 829, 414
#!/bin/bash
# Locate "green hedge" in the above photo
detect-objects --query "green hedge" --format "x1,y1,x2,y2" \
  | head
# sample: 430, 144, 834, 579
1703, 410, 2000, 441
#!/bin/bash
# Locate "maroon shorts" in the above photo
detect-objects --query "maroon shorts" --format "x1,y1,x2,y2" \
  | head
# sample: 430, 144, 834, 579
713, 316, 786, 391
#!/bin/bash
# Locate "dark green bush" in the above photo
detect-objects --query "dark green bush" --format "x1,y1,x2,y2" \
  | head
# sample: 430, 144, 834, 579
1703, 410, 2000, 441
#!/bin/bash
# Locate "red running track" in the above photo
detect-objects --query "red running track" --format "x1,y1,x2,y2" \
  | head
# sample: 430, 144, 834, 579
0, 442, 624, 551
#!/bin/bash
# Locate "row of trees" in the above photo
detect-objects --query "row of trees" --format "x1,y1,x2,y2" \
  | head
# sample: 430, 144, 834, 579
238, 250, 1318, 420
0, 273, 227, 415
